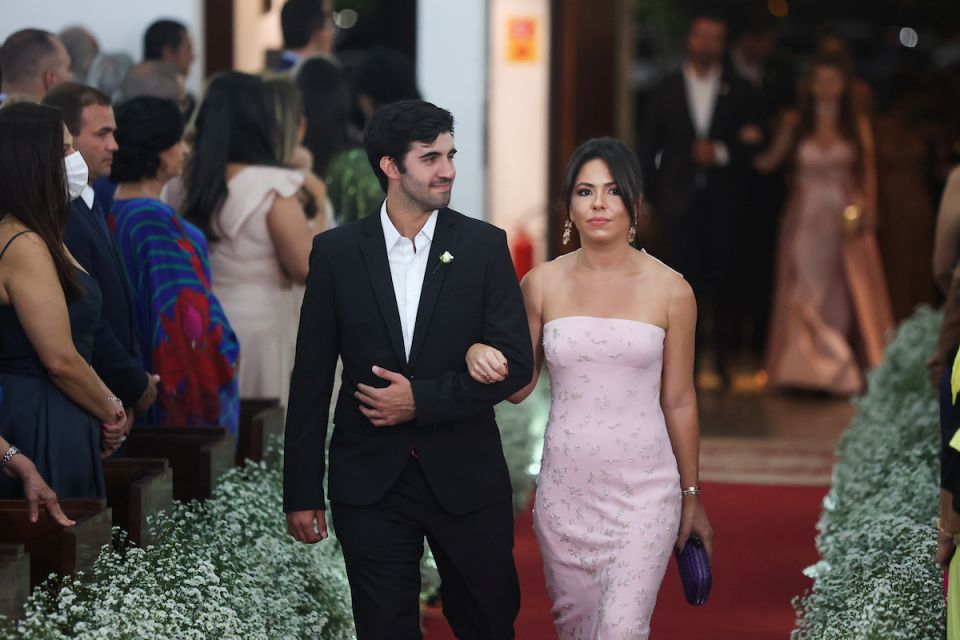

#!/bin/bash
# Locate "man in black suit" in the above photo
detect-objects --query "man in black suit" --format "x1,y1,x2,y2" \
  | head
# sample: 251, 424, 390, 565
42, 83, 158, 420
284, 100, 532, 639
729, 15, 797, 360
639, 11, 762, 387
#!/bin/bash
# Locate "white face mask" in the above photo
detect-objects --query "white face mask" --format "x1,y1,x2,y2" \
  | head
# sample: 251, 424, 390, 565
63, 150, 89, 201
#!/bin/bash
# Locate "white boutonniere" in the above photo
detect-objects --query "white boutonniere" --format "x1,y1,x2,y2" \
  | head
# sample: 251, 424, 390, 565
433, 250, 454, 274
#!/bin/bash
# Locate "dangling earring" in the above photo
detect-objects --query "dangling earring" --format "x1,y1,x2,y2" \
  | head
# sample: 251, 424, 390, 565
561, 219, 572, 246
627, 225, 637, 244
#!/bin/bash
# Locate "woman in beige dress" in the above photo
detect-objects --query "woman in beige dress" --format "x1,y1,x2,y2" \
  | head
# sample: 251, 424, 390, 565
757, 55, 893, 394
182, 72, 319, 404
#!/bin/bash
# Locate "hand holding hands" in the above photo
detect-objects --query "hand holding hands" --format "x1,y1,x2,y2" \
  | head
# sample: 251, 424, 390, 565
100, 397, 127, 458
677, 495, 714, 563
355, 366, 416, 427
466, 343, 508, 384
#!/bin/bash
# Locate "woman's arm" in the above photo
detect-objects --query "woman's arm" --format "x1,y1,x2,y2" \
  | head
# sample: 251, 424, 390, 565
660, 277, 712, 558
933, 167, 960, 295
0, 233, 123, 425
857, 114, 879, 228
266, 195, 316, 285
465, 266, 545, 403
0, 436, 75, 526
752, 109, 798, 175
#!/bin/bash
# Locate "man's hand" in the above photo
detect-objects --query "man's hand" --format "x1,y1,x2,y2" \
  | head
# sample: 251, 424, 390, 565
286, 509, 328, 543
355, 366, 416, 427
133, 373, 161, 415
691, 139, 718, 167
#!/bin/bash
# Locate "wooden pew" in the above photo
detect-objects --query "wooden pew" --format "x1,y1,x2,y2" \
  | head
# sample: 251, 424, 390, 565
102, 458, 173, 547
0, 499, 111, 588
236, 398, 281, 466
124, 427, 234, 503
0, 544, 29, 621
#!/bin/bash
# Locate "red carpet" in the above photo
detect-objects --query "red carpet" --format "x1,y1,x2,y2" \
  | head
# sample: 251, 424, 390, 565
423, 482, 826, 639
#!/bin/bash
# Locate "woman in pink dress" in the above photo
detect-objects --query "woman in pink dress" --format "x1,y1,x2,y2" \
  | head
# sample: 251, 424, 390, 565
467, 138, 712, 639
758, 55, 893, 394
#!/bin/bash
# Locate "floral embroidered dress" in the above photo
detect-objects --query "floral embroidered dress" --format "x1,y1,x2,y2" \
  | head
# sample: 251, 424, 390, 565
109, 197, 240, 433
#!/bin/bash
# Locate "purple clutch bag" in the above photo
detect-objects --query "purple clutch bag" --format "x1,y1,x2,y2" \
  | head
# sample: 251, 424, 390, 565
675, 535, 712, 605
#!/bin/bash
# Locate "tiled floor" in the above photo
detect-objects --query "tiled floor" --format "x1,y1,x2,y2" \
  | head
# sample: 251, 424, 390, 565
696, 372, 855, 486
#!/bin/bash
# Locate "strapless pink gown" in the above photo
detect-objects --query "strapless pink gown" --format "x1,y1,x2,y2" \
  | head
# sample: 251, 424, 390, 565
535, 316, 681, 639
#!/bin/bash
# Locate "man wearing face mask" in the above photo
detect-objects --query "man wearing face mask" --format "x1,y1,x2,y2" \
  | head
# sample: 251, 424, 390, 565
45, 83, 159, 422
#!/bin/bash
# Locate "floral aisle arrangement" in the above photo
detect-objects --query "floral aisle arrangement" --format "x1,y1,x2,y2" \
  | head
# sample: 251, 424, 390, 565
1, 454, 355, 640
793, 307, 945, 639
0, 378, 552, 638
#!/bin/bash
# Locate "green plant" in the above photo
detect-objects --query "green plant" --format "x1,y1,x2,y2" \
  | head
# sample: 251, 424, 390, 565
792, 307, 946, 639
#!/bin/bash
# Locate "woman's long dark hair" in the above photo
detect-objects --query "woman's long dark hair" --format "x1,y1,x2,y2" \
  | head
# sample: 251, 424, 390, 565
295, 57, 354, 178
560, 137, 645, 248
182, 72, 281, 241
0, 102, 82, 302
796, 55, 863, 169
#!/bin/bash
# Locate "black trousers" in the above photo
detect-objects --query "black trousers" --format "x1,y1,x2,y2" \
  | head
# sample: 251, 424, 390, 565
331, 457, 520, 640
663, 201, 740, 375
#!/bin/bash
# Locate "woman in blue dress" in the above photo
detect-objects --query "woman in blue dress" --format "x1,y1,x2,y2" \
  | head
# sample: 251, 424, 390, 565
0, 103, 126, 499
108, 97, 240, 433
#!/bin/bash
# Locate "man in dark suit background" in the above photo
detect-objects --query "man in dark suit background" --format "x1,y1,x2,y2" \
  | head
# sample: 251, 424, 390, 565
640, 11, 762, 388
274, 0, 336, 72
284, 100, 532, 639
42, 84, 158, 421
729, 12, 797, 361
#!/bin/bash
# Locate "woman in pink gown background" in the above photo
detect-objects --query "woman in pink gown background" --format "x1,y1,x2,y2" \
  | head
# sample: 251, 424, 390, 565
758, 55, 894, 395
467, 138, 712, 639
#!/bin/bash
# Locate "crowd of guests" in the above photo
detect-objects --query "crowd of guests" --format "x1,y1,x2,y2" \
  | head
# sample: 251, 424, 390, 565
0, 0, 420, 513
639, 11, 955, 394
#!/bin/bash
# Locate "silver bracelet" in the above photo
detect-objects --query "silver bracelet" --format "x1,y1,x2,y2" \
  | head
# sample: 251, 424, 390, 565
681, 486, 702, 497
0, 445, 20, 470
106, 396, 121, 404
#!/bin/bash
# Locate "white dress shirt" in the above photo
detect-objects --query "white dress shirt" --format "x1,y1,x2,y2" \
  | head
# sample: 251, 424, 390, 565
80, 185, 95, 209
381, 200, 439, 361
682, 63, 730, 166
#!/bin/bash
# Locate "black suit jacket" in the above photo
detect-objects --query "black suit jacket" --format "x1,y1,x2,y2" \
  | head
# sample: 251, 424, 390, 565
283, 208, 533, 515
639, 65, 761, 221
65, 196, 147, 406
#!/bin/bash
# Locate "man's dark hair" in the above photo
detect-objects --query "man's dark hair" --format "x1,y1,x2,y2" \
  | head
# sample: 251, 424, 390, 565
560, 137, 645, 247
112, 96, 184, 182
0, 29, 58, 86
363, 100, 454, 191
143, 19, 187, 61
41, 82, 111, 136
281, 0, 326, 50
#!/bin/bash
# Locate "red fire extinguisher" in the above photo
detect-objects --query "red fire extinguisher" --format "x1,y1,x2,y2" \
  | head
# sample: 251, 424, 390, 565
511, 228, 533, 281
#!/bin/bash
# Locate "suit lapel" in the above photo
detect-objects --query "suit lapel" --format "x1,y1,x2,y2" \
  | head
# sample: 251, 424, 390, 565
359, 214, 407, 368
407, 209, 459, 369
708, 68, 732, 139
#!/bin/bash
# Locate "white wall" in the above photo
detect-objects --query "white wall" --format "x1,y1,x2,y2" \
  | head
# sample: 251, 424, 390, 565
416, 0, 487, 220
488, 0, 550, 261
0, 0, 204, 92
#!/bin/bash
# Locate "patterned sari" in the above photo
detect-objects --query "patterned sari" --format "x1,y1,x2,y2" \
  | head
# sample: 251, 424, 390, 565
109, 197, 240, 433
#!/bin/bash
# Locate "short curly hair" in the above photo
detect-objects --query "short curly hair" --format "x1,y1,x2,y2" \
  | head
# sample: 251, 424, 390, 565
111, 96, 183, 182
